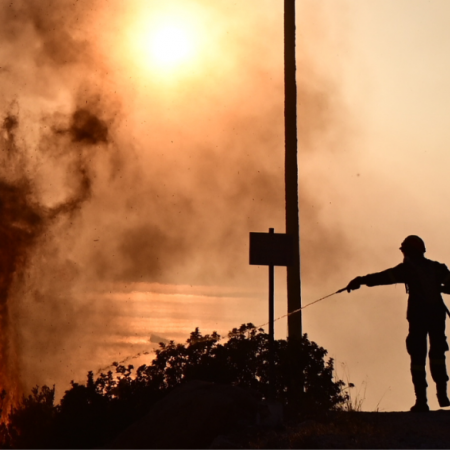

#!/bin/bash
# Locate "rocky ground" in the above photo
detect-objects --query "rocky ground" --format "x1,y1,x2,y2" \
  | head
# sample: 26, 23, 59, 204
225, 409, 450, 449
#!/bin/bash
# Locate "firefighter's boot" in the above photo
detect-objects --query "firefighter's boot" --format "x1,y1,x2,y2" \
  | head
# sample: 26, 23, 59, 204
437, 383, 450, 407
410, 387, 429, 413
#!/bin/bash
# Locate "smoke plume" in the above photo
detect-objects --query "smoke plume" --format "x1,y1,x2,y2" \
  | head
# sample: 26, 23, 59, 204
0, 0, 353, 406
0, 100, 113, 402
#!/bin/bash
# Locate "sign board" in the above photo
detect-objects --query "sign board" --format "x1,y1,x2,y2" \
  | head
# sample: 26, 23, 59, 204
249, 232, 294, 266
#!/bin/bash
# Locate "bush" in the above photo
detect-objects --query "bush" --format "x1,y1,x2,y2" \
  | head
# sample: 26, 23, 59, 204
148, 324, 347, 411
6, 385, 56, 449
0, 324, 348, 448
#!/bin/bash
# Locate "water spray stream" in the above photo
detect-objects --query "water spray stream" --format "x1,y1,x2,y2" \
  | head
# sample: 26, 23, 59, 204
256, 287, 347, 330
97, 287, 349, 375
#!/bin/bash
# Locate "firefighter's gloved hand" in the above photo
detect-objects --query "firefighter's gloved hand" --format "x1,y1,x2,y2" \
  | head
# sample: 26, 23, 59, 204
346, 277, 363, 293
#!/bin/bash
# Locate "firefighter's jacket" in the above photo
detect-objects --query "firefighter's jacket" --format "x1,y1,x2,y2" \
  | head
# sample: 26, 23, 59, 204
360, 257, 450, 321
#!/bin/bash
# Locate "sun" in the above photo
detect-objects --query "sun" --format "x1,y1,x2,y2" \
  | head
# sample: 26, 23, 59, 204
121, 2, 213, 84
150, 23, 194, 68
130, 13, 200, 75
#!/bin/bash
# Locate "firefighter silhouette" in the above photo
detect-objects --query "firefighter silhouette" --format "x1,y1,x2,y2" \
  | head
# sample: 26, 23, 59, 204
346, 235, 450, 412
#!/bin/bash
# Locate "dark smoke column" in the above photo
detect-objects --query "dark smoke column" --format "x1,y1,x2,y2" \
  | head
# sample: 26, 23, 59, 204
284, 0, 302, 339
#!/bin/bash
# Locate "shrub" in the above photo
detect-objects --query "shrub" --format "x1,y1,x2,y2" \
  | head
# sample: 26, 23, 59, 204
1, 324, 348, 448
6, 385, 56, 449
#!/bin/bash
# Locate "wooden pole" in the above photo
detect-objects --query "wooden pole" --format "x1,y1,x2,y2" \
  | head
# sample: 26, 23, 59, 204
284, 0, 302, 339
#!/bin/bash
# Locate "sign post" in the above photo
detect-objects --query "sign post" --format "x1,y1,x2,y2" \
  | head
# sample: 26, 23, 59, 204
249, 228, 293, 396
268, 229, 275, 365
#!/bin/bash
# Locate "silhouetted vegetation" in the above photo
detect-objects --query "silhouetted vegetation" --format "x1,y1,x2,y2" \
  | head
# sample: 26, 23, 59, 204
0, 324, 348, 449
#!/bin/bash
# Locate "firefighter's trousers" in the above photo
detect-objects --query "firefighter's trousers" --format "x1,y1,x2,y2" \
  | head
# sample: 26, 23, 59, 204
406, 311, 449, 391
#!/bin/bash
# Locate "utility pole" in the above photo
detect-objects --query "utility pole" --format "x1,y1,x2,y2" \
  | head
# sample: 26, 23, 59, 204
284, 0, 302, 339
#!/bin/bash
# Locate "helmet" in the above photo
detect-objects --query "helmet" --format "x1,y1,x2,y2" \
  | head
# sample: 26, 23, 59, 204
400, 235, 426, 253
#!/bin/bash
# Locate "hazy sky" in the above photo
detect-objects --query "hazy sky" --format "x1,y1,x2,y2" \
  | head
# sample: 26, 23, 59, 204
303, 0, 450, 412
1, 0, 450, 412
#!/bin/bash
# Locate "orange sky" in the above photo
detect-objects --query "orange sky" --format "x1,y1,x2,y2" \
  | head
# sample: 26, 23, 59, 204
2, 0, 450, 412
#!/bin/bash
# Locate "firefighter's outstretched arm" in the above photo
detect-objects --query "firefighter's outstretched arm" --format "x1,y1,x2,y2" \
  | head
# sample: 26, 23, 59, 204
346, 276, 365, 292
346, 266, 404, 293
